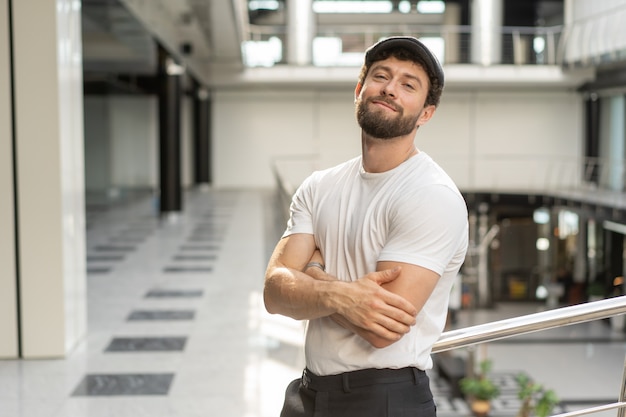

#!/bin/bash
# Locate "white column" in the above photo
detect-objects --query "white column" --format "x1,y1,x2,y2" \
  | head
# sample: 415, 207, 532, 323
286, 0, 315, 65
443, 2, 462, 64
573, 216, 587, 284
0, 0, 19, 358
471, 0, 503, 65
12, 0, 86, 357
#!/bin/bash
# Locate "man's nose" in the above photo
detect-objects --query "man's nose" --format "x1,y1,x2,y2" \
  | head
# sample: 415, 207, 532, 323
381, 80, 397, 97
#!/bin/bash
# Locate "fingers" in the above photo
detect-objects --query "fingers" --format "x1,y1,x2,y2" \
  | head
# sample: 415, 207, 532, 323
367, 268, 419, 317
369, 266, 402, 285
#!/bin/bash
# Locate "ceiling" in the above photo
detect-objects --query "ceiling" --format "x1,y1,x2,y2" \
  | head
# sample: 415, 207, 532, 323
82, 0, 247, 87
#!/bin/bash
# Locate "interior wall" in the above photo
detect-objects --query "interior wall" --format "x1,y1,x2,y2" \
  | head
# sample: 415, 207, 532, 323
212, 90, 323, 188
84, 87, 582, 193
84, 94, 194, 195
212, 88, 583, 191
181, 96, 193, 188
84, 96, 111, 192
110, 95, 158, 190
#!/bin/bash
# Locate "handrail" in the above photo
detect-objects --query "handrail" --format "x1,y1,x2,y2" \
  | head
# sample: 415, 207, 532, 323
432, 296, 626, 417
551, 401, 626, 417
433, 295, 626, 353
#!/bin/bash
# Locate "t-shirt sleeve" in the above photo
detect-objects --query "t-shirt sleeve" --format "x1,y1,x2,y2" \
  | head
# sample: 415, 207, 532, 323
378, 184, 468, 275
282, 174, 316, 238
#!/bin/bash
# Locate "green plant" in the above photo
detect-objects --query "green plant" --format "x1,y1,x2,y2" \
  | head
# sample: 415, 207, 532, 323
587, 280, 605, 298
460, 359, 500, 401
516, 374, 559, 417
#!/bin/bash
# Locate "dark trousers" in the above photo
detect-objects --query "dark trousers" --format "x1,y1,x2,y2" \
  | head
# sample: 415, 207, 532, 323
279, 367, 437, 417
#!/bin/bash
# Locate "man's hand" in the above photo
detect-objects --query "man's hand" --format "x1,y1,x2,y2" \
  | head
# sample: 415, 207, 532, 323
330, 267, 417, 347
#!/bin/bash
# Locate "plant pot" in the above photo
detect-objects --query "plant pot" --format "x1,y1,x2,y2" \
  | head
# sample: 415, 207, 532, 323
471, 400, 491, 417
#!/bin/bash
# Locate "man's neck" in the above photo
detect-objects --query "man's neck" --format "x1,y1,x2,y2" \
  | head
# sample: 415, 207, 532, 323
361, 134, 418, 173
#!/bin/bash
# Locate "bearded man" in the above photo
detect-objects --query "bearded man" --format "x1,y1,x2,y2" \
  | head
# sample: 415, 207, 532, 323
264, 37, 469, 417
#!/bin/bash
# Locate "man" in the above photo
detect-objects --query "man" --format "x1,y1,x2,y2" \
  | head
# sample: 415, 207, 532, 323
264, 36, 468, 417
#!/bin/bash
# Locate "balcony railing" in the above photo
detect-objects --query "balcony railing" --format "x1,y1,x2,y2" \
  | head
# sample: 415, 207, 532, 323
272, 155, 626, 213
245, 24, 564, 67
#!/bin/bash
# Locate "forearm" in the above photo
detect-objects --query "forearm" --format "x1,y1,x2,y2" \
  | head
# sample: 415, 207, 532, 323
264, 266, 344, 320
330, 314, 400, 349
303, 260, 336, 282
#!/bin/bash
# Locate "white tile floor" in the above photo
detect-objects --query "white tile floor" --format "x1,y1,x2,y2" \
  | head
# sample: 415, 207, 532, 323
0, 188, 624, 417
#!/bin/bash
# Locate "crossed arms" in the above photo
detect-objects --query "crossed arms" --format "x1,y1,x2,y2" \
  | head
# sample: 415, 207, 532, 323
263, 232, 440, 348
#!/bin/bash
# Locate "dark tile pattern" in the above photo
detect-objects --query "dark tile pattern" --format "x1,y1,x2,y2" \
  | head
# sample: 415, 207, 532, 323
108, 237, 146, 244
163, 266, 212, 273
186, 237, 222, 243
72, 373, 174, 396
145, 289, 204, 298
105, 337, 187, 352
87, 255, 125, 262
179, 245, 220, 251
172, 255, 217, 261
127, 310, 195, 321
93, 245, 136, 252
87, 267, 112, 274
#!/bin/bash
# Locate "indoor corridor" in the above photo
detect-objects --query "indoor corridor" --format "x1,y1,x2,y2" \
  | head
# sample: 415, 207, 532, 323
0, 188, 624, 417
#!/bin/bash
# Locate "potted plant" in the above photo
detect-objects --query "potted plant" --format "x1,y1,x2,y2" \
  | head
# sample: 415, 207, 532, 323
586, 280, 605, 302
460, 359, 500, 417
515, 374, 559, 417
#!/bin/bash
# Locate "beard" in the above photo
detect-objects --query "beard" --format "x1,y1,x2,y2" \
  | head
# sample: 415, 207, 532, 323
356, 96, 421, 139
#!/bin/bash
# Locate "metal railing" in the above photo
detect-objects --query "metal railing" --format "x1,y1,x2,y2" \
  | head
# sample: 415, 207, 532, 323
246, 23, 564, 67
433, 296, 626, 417
272, 155, 626, 210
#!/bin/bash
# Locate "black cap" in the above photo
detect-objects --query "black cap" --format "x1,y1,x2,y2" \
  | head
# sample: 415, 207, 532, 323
364, 36, 444, 88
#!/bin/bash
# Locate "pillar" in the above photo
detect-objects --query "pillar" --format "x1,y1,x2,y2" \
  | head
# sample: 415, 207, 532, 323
158, 45, 183, 214
584, 93, 601, 184
286, 0, 315, 65
443, 2, 462, 64
193, 79, 211, 186
471, 0, 503, 65
9, 0, 86, 357
573, 215, 588, 284
0, 0, 18, 358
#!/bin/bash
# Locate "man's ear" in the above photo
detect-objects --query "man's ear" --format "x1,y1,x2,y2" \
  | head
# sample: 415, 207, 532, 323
416, 105, 436, 127
354, 82, 362, 100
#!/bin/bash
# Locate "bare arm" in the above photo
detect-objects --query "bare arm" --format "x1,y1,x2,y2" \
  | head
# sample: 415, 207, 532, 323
327, 261, 439, 348
263, 233, 337, 320
264, 234, 418, 341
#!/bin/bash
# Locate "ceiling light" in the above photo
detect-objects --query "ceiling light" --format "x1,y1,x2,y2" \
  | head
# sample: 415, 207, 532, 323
398, 1, 411, 13
416, 0, 445, 14
313, 1, 393, 14
249, 1, 280, 11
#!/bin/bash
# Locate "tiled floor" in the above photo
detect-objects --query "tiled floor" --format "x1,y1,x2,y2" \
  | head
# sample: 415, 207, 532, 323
0, 188, 624, 417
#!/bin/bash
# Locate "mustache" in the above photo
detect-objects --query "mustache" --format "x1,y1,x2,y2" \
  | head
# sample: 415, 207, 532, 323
367, 96, 401, 112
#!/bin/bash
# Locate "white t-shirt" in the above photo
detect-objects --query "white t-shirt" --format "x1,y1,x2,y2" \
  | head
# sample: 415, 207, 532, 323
284, 152, 468, 375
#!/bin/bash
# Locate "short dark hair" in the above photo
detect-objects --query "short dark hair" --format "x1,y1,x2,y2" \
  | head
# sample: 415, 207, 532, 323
358, 36, 444, 107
